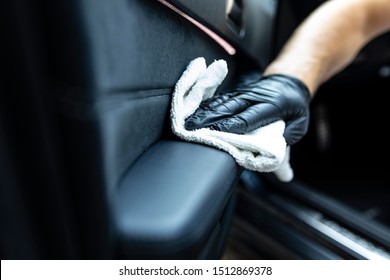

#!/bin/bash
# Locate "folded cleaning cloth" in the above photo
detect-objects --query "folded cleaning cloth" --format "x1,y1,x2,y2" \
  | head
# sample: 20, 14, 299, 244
170, 57, 293, 182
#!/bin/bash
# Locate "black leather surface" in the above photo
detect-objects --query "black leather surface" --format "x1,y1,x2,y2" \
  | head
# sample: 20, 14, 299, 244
46, 0, 237, 98
1, 0, 255, 259
114, 140, 242, 259
52, 0, 240, 192
49, 0, 240, 258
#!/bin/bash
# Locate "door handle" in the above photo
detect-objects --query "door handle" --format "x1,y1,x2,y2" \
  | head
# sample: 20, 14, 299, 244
226, 0, 244, 37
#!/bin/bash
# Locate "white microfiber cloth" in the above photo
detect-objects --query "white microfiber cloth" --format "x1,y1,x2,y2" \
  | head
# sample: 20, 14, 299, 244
171, 57, 294, 182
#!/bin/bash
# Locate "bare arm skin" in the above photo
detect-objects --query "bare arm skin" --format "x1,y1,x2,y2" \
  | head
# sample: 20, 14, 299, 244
264, 0, 390, 96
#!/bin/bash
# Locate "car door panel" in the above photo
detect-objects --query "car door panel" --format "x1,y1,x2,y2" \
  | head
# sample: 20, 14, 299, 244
1, 0, 280, 259
162, 0, 278, 68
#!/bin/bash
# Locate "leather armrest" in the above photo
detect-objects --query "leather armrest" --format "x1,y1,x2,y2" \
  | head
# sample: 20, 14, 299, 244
113, 139, 241, 259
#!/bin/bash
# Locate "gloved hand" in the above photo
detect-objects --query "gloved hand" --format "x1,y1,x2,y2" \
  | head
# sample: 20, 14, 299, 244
184, 73, 311, 145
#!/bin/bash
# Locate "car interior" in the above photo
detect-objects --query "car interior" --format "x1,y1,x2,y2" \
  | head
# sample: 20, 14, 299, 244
2, 0, 389, 260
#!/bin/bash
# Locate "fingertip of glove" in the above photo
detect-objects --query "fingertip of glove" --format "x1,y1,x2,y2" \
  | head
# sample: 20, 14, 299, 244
184, 118, 198, 131
283, 131, 300, 146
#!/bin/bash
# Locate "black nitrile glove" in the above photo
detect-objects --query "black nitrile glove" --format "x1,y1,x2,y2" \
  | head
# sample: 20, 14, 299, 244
185, 74, 311, 145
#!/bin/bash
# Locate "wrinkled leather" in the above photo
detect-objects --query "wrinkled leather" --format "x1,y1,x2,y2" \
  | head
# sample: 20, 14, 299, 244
185, 74, 311, 145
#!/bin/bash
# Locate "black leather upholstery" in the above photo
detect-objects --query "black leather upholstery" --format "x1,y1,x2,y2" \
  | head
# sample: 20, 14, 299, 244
51, 0, 241, 259
1, 0, 245, 259
114, 140, 241, 259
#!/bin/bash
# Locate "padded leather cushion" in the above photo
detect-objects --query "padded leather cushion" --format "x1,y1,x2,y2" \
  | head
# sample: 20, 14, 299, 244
114, 140, 241, 259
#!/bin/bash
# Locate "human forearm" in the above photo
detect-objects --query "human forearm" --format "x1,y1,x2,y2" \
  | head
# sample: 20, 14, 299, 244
264, 0, 390, 96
